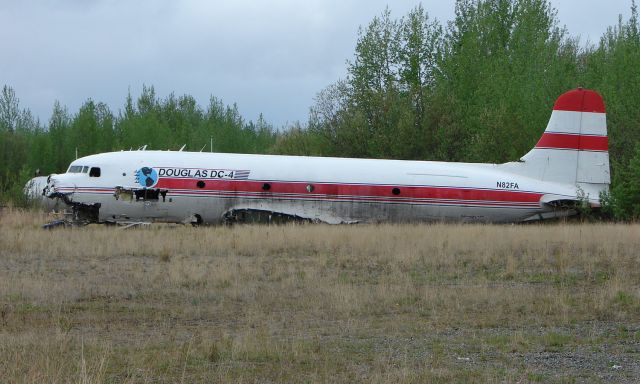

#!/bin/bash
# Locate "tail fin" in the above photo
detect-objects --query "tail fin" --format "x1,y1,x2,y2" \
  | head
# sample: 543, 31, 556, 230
506, 88, 610, 200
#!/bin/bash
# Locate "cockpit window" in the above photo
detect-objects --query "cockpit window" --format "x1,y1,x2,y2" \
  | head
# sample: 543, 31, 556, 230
89, 167, 101, 177
67, 165, 83, 173
82, 166, 89, 173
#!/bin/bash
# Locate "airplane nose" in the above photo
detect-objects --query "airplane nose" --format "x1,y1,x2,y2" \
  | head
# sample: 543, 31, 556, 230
44, 174, 79, 200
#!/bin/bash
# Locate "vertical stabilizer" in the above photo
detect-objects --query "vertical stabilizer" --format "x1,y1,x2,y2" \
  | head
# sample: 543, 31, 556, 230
504, 88, 610, 200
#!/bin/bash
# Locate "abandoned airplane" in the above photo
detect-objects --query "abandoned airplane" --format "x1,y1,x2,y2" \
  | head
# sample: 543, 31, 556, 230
28, 88, 610, 226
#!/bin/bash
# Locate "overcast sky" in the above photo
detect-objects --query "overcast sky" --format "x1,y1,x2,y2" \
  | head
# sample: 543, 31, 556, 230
0, 0, 635, 128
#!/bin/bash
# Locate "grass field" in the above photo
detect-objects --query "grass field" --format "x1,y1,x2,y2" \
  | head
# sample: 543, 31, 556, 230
0, 209, 639, 383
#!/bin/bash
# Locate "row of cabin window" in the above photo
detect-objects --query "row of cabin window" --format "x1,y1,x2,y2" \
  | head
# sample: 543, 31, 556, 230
67, 165, 101, 177
197, 181, 402, 195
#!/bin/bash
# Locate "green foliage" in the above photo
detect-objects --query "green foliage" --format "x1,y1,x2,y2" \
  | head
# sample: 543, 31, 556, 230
310, 6, 445, 160
0, 165, 35, 206
582, 1, 640, 220
608, 145, 640, 220
0, 86, 40, 204
582, 1, 640, 166
270, 122, 324, 156
435, 0, 579, 162
309, 1, 585, 163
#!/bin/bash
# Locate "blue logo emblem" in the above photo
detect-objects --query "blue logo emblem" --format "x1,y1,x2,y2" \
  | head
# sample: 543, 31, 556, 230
135, 167, 158, 188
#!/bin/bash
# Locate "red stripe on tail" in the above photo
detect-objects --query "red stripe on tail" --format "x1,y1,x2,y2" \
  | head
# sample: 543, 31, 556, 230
535, 132, 608, 151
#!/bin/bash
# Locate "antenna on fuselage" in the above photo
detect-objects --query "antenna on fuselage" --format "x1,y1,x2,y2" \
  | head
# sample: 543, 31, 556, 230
210, 136, 213, 152
179, 144, 186, 151
199, 143, 207, 152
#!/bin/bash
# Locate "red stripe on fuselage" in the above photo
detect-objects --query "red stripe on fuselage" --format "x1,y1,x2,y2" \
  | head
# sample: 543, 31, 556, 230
535, 132, 608, 151
155, 178, 543, 204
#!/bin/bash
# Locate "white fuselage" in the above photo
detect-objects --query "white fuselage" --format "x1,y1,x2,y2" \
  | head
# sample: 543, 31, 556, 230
44, 150, 580, 224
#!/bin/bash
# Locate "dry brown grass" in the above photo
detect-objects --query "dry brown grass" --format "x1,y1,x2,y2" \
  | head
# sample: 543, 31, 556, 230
0, 208, 639, 382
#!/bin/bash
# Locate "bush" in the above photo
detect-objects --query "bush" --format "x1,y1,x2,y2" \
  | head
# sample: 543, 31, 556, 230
608, 145, 640, 220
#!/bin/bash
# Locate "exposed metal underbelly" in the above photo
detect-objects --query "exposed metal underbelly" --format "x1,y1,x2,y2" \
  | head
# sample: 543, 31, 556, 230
65, 188, 545, 225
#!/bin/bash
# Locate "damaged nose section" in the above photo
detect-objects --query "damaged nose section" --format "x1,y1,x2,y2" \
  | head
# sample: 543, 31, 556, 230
41, 174, 101, 228
44, 174, 62, 199
44, 175, 78, 202
43, 175, 75, 205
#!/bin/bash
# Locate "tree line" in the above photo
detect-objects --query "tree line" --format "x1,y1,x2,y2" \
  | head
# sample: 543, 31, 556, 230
1, 0, 639, 219
0, 85, 277, 203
